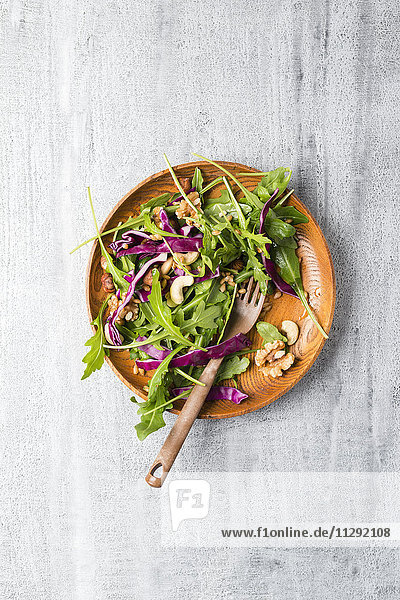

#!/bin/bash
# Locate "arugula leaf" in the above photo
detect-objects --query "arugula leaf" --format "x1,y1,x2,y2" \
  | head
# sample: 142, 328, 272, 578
87, 187, 129, 292
192, 167, 203, 193
142, 212, 184, 238
255, 167, 292, 197
245, 244, 269, 294
133, 346, 182, 440
223, 177, 246, 228
216, 356, 250, 382
81, 296, 110, 380
200, 225, 219, 271
203, 189, 251, 219
182, 300, 222, 335
140, 193, 172, 213
273, 246, 328, 339
241, 227, 271, 248
256, 321, 287, 344
148, 270, 195, 347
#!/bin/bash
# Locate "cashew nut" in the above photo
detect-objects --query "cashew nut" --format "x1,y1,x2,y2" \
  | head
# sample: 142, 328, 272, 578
160, 256, 174, 275
166, 293, 177, 307
169, 275, 194, 305
174, 251, 199, 266
281, 320, 299, 345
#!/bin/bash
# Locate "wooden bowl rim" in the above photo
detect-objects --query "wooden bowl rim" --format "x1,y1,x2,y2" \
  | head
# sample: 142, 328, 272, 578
86, 160, 336, 419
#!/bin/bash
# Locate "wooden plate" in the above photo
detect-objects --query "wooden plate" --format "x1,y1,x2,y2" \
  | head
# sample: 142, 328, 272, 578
86, 161, 335, 419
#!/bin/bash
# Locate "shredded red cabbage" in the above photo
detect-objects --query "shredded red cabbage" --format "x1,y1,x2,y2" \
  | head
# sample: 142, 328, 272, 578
135, 336, 171, 360
259, 188, 279, 234
171, 386, 248, 404
107, 253, 168, 345
261, 255, 298, 298
115, 236, 203, 258
136, 333, 251, 370
158, 208, 176, 234
109, 230, 151, 254
135, 289, 150, 302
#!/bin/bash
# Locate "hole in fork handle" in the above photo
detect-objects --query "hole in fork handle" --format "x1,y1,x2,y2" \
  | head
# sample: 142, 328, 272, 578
145, 461, 165, 488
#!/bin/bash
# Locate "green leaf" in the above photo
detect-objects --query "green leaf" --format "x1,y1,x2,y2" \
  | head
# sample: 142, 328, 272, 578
245, 245, 269, 294
255, 167, 292, 197
273, 205, 309, 225
140, 193, 172, 212
273, 246, 328, 339
142, 212, 185, 238
182, 300, 222, 335
200, 225, 219, 271
223, 177, 247, 229
241, 227, 271, 247
148, 270, 195, 347
216, 356, 250, 382
81, 296, 110, 380
203, 189, 252, 219
272, 235, 298, 249
133, 346, 182, 440
87, 187, 129, 292
256, 321, 287, 344
272, 246, 302, 289
265, 218, 296, 240
192, 167, 203, 193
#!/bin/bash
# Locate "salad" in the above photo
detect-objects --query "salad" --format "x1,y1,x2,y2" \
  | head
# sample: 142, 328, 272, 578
74, 154, 327, 440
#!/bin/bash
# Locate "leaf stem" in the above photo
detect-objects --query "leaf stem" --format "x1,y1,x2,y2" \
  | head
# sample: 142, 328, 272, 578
103, 331, 167, 350
174, 368, 206, 387
201, 177, 223, 194
274, 188, 294, 210
296, 286, 329, 339
236, 168, 292, 177
70, 215, 144, 254
222, 177, 246, 229
163, 154, 200, 215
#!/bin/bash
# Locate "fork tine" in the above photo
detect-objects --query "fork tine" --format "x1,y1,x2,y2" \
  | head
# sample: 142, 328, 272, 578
250, 282, 260, 305
242, 276, 254, 303
256, 292, 265, 308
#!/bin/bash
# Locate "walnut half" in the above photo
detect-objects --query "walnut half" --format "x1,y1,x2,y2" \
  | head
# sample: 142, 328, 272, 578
261, 353, 294, 378
255, 340, 285, 367
255, 339, 295, 378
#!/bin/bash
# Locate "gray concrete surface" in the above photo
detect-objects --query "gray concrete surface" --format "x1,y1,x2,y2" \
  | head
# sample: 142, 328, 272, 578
1, 0, 400, 598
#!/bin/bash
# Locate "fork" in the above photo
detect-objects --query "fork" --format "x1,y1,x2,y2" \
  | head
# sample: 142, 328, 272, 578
145, 277, 265, 488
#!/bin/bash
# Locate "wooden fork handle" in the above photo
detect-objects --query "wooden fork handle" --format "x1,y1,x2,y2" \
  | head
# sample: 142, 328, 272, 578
145, 357, 224, 488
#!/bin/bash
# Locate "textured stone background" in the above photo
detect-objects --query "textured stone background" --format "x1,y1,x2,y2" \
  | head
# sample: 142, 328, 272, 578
1, 0, 400, 598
